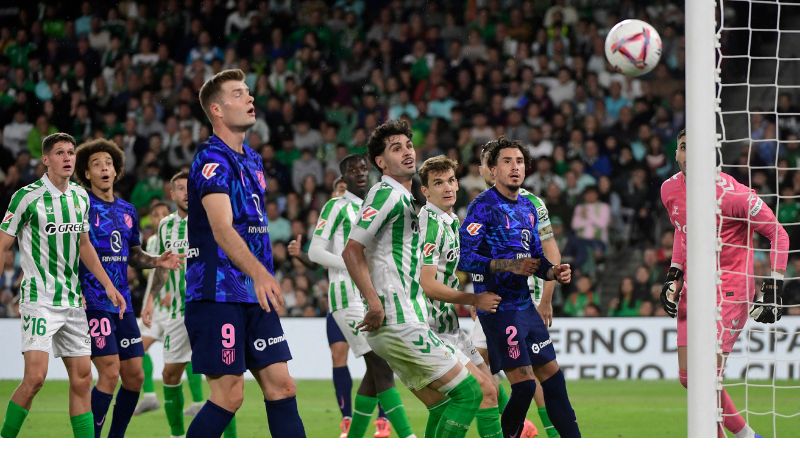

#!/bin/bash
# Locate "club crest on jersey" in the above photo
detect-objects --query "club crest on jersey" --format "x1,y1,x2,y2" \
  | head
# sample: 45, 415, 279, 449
222, 349, 235, 365
95, 336, 106, 349
2, 212, 13, 223
256, 171, 267, 189
123, 214, 133, 228
202, 163, 220, 179
529, 213, 536, 227
423, 243, 436, 257
466, 223, 482, 236
316, 219, 327, 230
508, 344, 520, 360
361, 206, 378, 222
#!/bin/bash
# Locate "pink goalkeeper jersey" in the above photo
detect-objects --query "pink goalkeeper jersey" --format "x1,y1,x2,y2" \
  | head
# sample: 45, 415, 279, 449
660, 171, 789, 303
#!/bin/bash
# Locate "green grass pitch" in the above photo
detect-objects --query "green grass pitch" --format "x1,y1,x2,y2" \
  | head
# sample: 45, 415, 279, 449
1, 379, 798, 437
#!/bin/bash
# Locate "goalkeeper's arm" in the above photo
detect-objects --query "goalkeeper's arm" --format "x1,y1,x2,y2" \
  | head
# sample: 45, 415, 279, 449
659, 265, 684, 318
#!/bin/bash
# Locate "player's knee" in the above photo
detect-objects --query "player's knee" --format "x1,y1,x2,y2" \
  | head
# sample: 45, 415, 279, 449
224, 389, 245, 411
679, 370, 688, 389
511, 379, 536, 402
478, 376, 497, 406
265, 377, 297, 400
460, 375, 484, 410
330, 344, 348, 366
123, 368, 145, 391
23, 371, 46, 394
69, 370, 92, 394
162, 367, 182, 386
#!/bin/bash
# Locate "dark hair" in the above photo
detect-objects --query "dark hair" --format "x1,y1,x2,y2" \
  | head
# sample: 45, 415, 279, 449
418, 155, 459, 187
150, 201, 169, 213
74, 138, 125, 187
366, 120, 413, 171
677, 128, 686, 140
171, 170, 188, 184
198, 68, 246, 120
42, 132, 76, 154
338, 153, 367, 175
481, 136, 531, 169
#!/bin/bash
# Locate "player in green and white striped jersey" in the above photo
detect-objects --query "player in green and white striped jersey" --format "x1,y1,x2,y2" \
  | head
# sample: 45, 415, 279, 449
343, 120, 482, 438
469, 143, 563, 438
417, 155, 503, 438
0, 133, 126, 439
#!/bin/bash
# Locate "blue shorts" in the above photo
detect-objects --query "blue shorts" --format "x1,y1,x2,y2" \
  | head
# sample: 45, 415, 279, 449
86, 311, 144, 361
185, 301, 292, 375
479, 306, 556, 374
326, 312, 346, 345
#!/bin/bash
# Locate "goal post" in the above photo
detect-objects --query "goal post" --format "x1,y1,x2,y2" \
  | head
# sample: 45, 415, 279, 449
685, 0, 720, 438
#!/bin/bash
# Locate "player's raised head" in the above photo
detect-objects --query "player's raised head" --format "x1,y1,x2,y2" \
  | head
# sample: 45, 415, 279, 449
419, 155, 459, 210
74, 138, 125, 190
170, 171, 189, 213
367, 119, 415, 178
198, 68, 255, 132
41, 132, 77, 179
676, 128, 686, 175
338, 154, 369, 195
483, 136, 529, 192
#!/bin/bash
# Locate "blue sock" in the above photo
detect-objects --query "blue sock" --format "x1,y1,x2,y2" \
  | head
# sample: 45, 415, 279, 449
108, 387, 140, 438
187, 401, 234, 438
91, 387, 113, 438
332, 366, 353, 417
502, 380, 535, 438
265, 397, 306, 437
541, 370, 581, 438
378, 403, 386, 418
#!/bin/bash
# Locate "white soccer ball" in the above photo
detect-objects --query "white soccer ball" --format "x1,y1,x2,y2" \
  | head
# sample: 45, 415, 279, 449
604, 19, 662, 77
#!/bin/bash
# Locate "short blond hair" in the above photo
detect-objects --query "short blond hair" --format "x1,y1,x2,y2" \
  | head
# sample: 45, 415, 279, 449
198, 69, 246, 120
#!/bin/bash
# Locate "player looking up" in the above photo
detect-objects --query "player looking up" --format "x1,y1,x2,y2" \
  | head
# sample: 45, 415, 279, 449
660, 129, 789, 437
184, 69, 305, 438
459, 137, 580, 438
417, 155, 503, 438
0, 133, 126, 438
342, 120, 483, 438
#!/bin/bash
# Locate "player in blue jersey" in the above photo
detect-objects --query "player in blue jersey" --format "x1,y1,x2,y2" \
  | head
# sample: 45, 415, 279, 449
184, 69, 305, 438
458, 137, 580, 438
74, 138, 182, 437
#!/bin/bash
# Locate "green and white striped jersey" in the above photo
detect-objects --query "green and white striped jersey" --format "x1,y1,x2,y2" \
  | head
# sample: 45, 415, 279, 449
349, 175, 427, 326
142, 234, 168, 314
519, 188, 554, 302
157, 212, 188, 319
313, 191, 362, 312
0, 174, 89, 308
419, 202, 461, 334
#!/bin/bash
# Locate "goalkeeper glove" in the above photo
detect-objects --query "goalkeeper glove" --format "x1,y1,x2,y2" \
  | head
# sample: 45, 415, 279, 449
659, 267, 683, 318
749, 279, 783, 324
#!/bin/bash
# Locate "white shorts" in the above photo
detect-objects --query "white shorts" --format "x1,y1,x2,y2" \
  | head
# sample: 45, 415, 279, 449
20, 303, 91, 358
139, 307, 170, 341
471, 318, 487, 350
366, 322, 463, 391
439, 328, 484, 367
163, 317, 191, 364
332, 306, 372, 358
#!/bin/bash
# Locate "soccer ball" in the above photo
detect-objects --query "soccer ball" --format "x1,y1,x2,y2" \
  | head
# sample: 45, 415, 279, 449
604, 19, 662, 77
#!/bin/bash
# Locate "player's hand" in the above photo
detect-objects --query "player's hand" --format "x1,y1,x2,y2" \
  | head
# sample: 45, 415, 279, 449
142, 296, 154, 328
254, 270, 284, 313
510, 258, 540, 276
288, 235, 303, 257
470, 305, 477, 320
358, 301, 385, 332
156, 250, 185, 270
159, 292, 172, 308
538, 300, 554, 327
106, 285, 127, 319
473, 291, 501, 313
750, 279, 783, 323
81, 295, 86, 309
659, 267, 684, 318
553, 263, 571, 284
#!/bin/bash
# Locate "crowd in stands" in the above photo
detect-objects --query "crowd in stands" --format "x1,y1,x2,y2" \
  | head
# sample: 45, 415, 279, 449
0, 1, 797, 319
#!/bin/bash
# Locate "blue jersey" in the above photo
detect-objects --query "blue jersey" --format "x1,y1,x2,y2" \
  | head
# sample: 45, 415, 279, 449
186, 135, 273, 304
79, 193, 140, 313
458, 187, 552, 313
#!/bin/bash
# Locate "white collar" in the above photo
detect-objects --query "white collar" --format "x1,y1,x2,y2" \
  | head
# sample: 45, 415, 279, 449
424, 202, 457, 225
381, 175, 413, 197
343, 190, 363, 204
42, 173, 74, 197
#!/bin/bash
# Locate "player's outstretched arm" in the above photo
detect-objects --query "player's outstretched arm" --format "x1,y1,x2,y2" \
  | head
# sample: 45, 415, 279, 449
342, 239, 384, 331
202, 193, 283, 312
307, 235, 345, 270
79, 232, 126, 317
420, 265, 500, 313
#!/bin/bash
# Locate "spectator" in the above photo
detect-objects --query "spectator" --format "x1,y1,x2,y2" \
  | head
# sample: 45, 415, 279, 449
266, 201, 292, 244
292, 148, 323, 193
129, 162, 164, 211
609, 277, 643, 317
563, 275, 597, 317
27, 115, 58, 159
3, 109, 32, 156
571, 186, 611, 247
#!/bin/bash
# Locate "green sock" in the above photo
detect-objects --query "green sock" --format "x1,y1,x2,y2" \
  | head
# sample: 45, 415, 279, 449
377, 387, 413, 437
186, 363, 204, 403
1, 400, 29, 438
476, 406, 503, 438
142, 353, 154, 394
347, 394, 378, 438
436, 375, 482, 438
223, 416, 237, 438
497, 385, 509, 412
163, 383, 185, 436
70, 412, 93, 438
424, 399, 450, 438
538, 406, 559, 438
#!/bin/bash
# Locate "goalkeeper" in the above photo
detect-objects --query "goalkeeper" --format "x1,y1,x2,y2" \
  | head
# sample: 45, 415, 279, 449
660, 129, 790, 438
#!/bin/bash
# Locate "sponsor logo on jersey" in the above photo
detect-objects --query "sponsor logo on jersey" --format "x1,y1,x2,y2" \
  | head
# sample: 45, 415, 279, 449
423, 242, 436, 257
201, 163, 220, 179
361, 206, 378, 222
120, 337, 143, 348
248, 225, 268, 233
466, 223, 482, 236
749, 195, 764, 217
268, 335, 286, 346
186, 248, 200, 258
110, 230, 122, 253
529, 213, 536, 227
672, 205, 679, 216
471, 273, 484, 283
95, 214, 100, 226
520, 229, 531, 251
315, 219, 327, 230
256, 171, 267, 189
2, 212, 13, 223
530, 338, 552, 354
444, 248, 459, 262
253, 338, 267, 351
124, 213, 133, 228
44, 222, 87, 234
165, 239, 189, 250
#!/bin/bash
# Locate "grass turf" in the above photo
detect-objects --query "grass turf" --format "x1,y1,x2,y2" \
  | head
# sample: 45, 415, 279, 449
1, 379, 798, 438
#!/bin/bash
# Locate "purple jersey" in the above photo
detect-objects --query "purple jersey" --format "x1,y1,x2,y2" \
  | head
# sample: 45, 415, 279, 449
79, 193, 140, 313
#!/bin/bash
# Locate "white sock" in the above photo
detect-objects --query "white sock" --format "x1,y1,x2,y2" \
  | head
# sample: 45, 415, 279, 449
734, 425, 756, 438
143, 392, 157, 400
